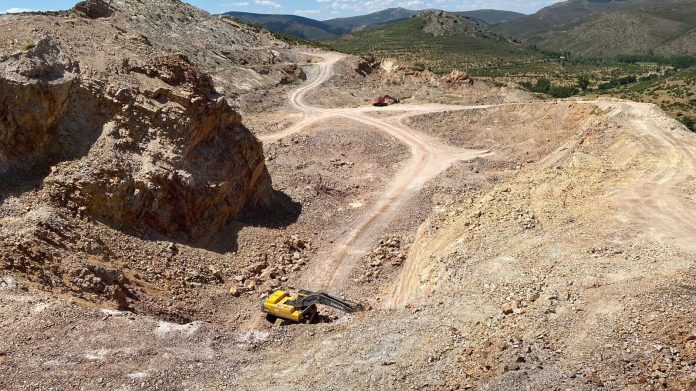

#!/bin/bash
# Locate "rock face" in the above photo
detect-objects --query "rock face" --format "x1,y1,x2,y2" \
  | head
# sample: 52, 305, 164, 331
0, 38, 81, 175
74, 0, 115, 19
1, 28, 273, 241
419, 11, 511, 40
44, 53, 272, 240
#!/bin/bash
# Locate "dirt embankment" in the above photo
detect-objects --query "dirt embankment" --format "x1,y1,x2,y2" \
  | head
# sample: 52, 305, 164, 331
302, 56, 535, 109
407, 102, 597, 160
386, 101, 696, 389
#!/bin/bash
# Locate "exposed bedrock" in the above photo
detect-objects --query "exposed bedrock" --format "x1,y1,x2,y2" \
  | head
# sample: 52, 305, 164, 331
1, 38, 273, 240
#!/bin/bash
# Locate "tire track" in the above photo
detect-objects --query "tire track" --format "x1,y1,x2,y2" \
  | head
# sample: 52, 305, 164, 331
260, 52, 490, 290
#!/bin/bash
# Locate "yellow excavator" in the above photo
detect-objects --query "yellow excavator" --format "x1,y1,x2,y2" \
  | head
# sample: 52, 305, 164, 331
261, 289, 363, 325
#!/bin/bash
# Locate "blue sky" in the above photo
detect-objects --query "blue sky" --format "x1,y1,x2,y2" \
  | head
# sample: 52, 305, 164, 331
1, 0, 561, 20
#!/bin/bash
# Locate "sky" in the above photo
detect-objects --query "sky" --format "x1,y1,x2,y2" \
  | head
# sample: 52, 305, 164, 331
0, 0, 561, 20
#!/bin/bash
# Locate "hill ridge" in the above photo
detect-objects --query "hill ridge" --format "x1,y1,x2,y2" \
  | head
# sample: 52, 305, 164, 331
222, 7, 526, 40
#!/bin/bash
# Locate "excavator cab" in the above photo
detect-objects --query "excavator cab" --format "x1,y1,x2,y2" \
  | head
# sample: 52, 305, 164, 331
261, 289, 363, 325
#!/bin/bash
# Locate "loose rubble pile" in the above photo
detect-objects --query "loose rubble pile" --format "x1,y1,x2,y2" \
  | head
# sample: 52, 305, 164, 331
229, 235, 312, 297
440, 69, 473, 87
356, 236, 407, 283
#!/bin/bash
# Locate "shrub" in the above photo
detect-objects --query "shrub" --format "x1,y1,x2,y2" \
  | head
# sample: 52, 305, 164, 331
577, 74, 590, 90
599, 75, 636, 90
549, 86, 579, 98
599, 79, 619, 90
680, 116, 696, 132
619, 75, 637, 84
22, 40, 35, 51
534, 77, 551, 93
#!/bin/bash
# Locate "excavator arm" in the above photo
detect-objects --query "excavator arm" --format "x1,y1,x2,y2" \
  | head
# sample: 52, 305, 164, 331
293, 289, 363, 313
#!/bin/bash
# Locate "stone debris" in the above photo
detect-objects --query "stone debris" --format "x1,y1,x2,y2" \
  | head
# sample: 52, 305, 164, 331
440, 70, 473, 87
228, 235, 313, 296
356, 236, 407, 283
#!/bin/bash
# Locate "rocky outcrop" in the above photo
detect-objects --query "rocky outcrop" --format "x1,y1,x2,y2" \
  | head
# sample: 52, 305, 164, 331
1, 36, 272, 241
440, 70, 472, 87
0, 38, 80, 176
74, 0, 115, 19
45, 54, 273, 240
419, 11, 510, 40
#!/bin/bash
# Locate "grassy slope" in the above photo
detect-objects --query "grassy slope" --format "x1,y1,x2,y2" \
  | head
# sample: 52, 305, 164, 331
470, 59, 695, 129
536, 12, 685, 57
454, 10, 526, 25
323, 8, 419, 32
326, 17, 542, 73
604, 67, 696, 120
495, 0, 696, 57
221, 11, 342, 40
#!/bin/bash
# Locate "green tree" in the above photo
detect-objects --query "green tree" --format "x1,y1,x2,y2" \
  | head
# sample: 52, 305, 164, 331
549, 86, 579, 98
680, 116, 695, 132
534, 77, 551, 93
577, 74, 590, 90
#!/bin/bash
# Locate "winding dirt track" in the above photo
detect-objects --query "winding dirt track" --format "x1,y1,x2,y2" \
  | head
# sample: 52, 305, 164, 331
261, 52, 491, 291
261, 52, 696, 297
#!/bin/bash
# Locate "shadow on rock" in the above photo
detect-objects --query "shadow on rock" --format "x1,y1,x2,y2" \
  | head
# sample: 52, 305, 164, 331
196, 190, 302, 254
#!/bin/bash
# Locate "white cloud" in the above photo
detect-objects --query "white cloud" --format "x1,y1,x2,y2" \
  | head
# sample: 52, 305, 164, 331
404, 0, 424, 7
0, 8, 34, 14
455, 0, 558, 13
316, 0, 331, 3
330, 1, 352, 11
220, 1, 250, 6
254, 0, 282, 8
295, 9, 321, 15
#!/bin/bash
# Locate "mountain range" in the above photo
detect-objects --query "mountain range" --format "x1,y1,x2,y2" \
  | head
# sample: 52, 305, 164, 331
221, 8, 526, 41
222, 0, 696, 57
495, 0, 696, 57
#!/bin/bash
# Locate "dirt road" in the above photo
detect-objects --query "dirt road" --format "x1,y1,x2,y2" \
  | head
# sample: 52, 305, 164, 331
262, 52, 491, 290
262, 52, 696, 300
